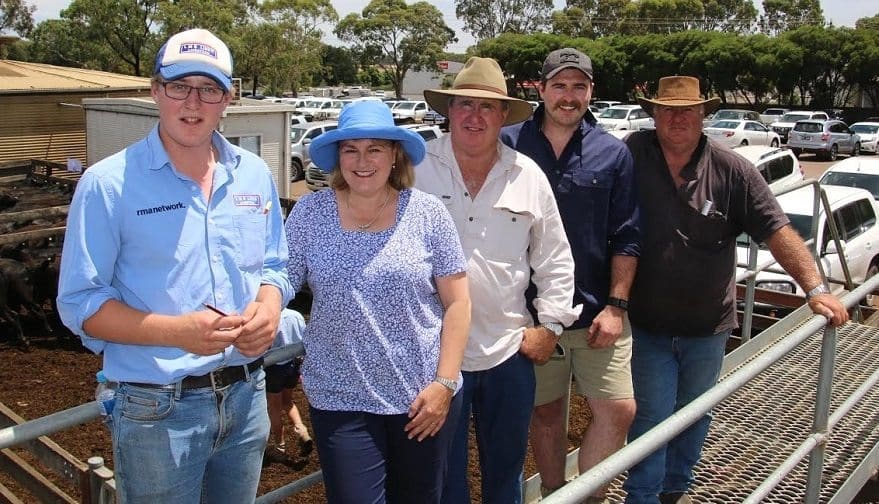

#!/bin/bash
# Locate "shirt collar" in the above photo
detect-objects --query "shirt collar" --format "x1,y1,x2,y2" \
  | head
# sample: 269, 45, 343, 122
144, 126, 241, 174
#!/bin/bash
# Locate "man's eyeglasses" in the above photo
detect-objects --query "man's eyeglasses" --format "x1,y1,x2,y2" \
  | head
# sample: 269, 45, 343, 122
161, 81, 226, 104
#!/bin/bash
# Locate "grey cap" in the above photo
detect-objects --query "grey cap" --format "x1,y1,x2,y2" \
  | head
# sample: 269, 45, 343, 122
542, 48, 593, 81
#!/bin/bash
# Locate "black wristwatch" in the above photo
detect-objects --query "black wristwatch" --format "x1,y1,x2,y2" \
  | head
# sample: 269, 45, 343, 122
607, 297, 629, 311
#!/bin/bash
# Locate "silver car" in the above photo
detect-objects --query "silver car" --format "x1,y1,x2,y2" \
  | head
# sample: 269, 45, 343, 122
290, 121, 337, 181
787, 119, 861, 161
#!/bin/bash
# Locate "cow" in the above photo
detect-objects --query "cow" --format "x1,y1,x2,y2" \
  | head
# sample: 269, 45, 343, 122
0, 257, 55, 347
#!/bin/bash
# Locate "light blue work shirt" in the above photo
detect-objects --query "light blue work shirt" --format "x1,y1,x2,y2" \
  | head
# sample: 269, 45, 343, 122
57, 125, 292, 384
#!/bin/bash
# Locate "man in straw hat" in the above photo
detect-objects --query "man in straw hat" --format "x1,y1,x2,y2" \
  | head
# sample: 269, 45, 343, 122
415, 56, 582, 503
501, 47, 640, 504
622, 76, 848, 503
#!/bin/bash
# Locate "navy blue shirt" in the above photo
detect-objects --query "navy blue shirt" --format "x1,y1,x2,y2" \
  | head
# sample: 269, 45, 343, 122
501, 107, 640, 328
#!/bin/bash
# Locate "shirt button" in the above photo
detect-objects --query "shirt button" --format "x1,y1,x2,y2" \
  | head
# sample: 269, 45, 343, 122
468, 217, 474, 222
464, 192, 469, 197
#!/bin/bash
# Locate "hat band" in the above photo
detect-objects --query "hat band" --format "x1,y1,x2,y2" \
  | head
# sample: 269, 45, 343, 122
451, 83, 508, 97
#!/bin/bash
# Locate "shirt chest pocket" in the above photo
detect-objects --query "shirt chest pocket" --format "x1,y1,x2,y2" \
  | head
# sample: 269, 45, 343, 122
482, 209, 533, 263
233, 214, 267, 270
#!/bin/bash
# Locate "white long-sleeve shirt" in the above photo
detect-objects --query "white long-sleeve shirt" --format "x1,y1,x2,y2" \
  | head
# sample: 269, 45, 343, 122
415, 135, 582, 371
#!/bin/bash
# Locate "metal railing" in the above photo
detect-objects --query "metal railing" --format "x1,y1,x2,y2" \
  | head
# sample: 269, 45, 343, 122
539, 274, 879, 504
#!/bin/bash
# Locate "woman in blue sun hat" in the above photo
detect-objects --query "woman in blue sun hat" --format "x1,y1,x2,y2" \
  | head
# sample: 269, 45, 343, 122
283, 100, 471, 503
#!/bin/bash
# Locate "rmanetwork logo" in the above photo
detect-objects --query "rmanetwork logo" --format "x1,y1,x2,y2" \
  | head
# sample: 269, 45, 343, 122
136, 202, 186, 216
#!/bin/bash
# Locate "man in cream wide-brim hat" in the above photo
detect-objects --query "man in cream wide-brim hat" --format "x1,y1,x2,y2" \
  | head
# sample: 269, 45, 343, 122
622, 75, 848, 504
415, 57, 582, 504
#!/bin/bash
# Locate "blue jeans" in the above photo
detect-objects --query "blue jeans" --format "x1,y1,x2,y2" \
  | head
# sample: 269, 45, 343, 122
624, 326, 729, 504
311, 392, 463, 504
442, 352, 536, 504
109, 369, 269, 504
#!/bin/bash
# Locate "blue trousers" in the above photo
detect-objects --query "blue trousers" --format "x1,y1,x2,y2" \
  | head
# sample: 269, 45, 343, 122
442, 352, 536, 504
311, 391, 463, 504
110, 370, 269, 504
624, 326, 729, 504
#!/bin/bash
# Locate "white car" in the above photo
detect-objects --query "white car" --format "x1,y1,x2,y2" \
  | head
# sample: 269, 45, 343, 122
290, 120, 337, 182
402, 123, 443, 142
770, 111, 829, 143
733, 145, 803, 194
737, 185, 879, 297
597, 105, 654, 131
392, 100, 429, 124
849, 122, 879, 154
705, 120, 781, 148
819, 157, 879, 199
592, 100, 621, 111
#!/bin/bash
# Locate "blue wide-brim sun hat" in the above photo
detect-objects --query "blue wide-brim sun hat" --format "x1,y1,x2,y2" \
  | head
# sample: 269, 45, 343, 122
309, 101, 427, 173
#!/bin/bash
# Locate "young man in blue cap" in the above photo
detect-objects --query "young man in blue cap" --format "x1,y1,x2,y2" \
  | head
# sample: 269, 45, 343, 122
501, 47, 640, 504
57, 28, 291, 503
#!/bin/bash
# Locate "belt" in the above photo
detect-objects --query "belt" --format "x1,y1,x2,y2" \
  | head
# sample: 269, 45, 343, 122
129, 358, 264, 390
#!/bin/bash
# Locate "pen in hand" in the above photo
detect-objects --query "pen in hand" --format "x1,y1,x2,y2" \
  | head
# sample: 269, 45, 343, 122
203, 303, 229, 317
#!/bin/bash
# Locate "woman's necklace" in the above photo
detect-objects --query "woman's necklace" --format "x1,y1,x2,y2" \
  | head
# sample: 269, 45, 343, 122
346, 188, 392, 230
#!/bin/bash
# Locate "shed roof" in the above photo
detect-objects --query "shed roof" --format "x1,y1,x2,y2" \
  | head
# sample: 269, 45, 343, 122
0, 60, 151, 94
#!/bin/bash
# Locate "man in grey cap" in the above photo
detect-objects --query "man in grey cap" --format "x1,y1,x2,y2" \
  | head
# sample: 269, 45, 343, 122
501, 48, 640, 503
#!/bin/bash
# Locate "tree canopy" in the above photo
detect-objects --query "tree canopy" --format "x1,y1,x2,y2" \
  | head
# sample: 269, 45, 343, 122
335, 0, 455, 99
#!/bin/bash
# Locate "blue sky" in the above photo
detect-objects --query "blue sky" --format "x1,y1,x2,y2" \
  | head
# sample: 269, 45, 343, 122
30, 0, 879, 53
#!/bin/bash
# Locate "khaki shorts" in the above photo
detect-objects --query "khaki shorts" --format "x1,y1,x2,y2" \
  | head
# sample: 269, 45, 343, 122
534, 322, 634, 406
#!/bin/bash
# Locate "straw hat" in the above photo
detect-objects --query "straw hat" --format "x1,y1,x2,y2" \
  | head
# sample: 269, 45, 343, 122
308, 101, 426, 173
423, 57, 533, 126
637, 76, 721, 117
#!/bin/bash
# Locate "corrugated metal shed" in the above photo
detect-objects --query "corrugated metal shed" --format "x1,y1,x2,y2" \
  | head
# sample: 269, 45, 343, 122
0, 60, 152, 165
0, 60, 151, 93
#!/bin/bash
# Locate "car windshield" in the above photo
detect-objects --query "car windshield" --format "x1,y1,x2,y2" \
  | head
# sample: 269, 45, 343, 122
851, 124, 879, 134
764, 109, 786, 115
820, 172, 879, 199
290, 127, 308, 143
397, 102, 417, 110
708, 120, 739, 129
793, 122, 823, 132
600, 108, 630, 119
714, 111, 743, 120
781, 113, 810, 122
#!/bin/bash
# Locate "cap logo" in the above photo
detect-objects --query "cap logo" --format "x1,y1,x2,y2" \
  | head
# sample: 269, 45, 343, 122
179, 42, 218, 60
558, 52, 581, 63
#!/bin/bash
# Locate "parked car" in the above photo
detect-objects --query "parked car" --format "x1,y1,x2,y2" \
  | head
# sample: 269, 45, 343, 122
733, 145, 803, 194
592, 100, 621, 111
787, 119, 860, 161
819, 157, 879, 199
770, 111, 829, 143
290, 115, 308, 126
704, 109, 760, 128
759, 107, 790, 126
704, 120, 781, 148
596, 105, 654, 131
849, 122, 879, 154
313, 99, 346, 121
290, 120, 337, 182
422, 108, 447, 127
402, 123, 444, 142
736, 185, 879, 299
392, 100, 429, 123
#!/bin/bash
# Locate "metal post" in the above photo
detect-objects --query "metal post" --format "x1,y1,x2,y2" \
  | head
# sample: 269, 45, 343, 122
804, 324, 837, 503
87, 456, 114, 504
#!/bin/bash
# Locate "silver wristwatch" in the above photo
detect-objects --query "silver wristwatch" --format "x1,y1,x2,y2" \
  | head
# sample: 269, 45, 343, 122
434, 376, 457, 393
805, 284, 830, 299
540, 321, 564, 337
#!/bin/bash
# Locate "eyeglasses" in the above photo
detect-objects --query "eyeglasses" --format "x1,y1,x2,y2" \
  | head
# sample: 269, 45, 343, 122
161, 81, 226, 104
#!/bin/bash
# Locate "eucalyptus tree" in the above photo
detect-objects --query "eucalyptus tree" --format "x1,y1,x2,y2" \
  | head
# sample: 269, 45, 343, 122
0, 0, 34, 37
759, 0, 824, 36
455, 0, 553, 41
61, 0, 161, 76
335, 0, 455, 99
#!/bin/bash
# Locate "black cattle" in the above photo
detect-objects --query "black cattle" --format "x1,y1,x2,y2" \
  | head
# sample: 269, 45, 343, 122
0, 257, 54, 347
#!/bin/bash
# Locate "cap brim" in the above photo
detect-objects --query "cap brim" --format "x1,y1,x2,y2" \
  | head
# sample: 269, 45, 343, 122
309, 126, 426, 172
424, 89, 533, 126
160, 62, 232, 92
638, 96, 721, 117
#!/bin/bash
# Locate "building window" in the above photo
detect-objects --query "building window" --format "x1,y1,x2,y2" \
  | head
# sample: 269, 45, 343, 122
227, 135, 261, 155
